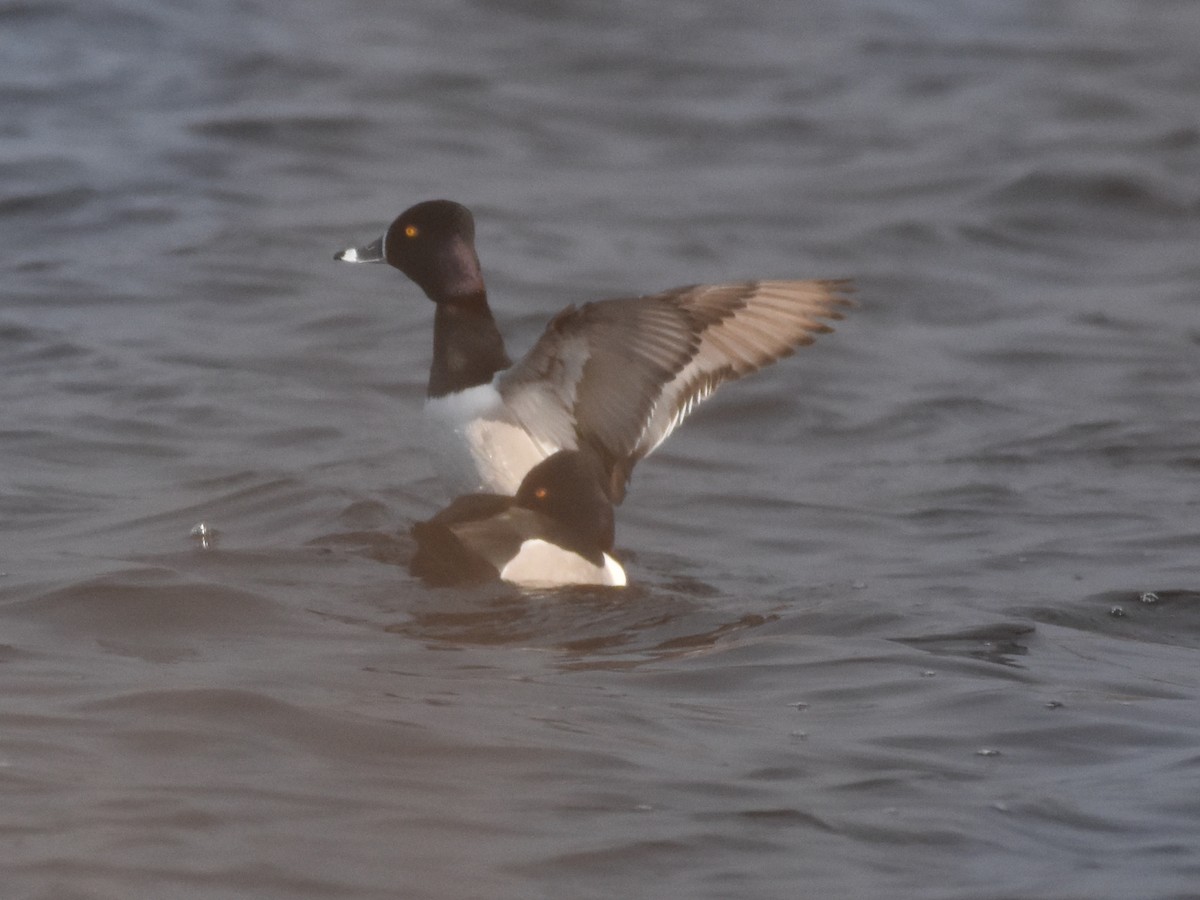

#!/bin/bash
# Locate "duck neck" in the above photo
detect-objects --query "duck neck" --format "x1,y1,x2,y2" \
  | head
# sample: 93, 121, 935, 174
547, 514, 610, 566
428, 291, 511, 397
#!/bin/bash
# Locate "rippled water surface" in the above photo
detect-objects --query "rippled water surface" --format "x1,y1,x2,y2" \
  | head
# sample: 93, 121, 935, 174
3, 1, 1200, 897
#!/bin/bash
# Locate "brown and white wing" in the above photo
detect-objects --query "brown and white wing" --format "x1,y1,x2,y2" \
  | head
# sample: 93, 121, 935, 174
614, 279, 854, 492
497, 296, 700, 482
500, 279, 853, 502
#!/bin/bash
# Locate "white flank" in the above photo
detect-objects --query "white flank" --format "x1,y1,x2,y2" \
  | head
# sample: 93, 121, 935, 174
602, 553, 628, 587
424, 380, 561, 495
499, 540, 627, 588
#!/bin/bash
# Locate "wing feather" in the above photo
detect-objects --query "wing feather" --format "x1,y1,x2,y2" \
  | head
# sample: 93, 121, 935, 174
630, 278, 854, 463
498, 298, 699, 474
499, 278, 854, 502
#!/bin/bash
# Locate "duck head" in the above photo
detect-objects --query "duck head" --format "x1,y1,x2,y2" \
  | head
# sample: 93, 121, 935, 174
336, 199, 484, 302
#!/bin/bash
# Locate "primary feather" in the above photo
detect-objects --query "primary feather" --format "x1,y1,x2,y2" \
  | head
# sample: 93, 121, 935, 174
500, 278, 853, 501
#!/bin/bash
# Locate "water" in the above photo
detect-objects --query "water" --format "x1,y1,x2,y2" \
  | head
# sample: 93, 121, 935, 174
3, 0, 1199, 897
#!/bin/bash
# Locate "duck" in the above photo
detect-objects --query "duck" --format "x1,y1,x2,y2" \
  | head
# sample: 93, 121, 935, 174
336, 199, 853, 502
409, 448, 626, 587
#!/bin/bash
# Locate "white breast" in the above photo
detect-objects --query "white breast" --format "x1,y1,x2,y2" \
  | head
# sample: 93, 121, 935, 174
423, 382, 559, 495
499, 539, 627, 588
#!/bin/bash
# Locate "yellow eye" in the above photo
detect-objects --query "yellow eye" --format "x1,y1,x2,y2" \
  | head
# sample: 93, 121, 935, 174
404, 224, 419, 238
534, 487, 548, 500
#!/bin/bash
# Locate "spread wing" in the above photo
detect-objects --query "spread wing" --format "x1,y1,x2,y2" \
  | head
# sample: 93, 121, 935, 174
629, 278, 854, 459
499, 279, 854, 502
497, 296, 700, 476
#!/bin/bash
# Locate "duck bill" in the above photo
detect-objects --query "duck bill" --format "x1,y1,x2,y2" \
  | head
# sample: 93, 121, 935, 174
334, 234, 385, 263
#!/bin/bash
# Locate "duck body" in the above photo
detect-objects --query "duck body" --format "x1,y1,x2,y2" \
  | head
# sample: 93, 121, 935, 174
422, 380, 554, 497
337, 199, 853, 501
410, 449, 626, 588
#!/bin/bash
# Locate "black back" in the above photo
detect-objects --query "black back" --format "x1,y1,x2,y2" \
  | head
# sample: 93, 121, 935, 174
409, 448, 615, 585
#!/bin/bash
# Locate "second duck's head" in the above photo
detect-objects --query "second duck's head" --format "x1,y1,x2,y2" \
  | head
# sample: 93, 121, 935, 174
336, 200, 483, 303
515, 449, 616, 556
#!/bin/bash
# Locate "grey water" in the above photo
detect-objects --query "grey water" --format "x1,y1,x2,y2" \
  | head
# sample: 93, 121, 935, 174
3, 0, 1200, 897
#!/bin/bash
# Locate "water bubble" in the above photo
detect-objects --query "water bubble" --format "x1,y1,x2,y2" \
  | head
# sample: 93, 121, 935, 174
1109, 606, 1126, 618
190, 522, 217, 550
1044, 700, 1064, 710
976, 748, 1001, 757
920, 670, 936, 678
1139, 591, 1159, 604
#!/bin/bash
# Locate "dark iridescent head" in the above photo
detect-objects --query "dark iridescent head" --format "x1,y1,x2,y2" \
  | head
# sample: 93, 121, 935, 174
335, 200, 483, 302
515, 449, 615, 553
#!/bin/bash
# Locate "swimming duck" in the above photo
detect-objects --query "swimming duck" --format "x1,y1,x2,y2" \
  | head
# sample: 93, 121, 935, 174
336, 200, 852, 502
410, 448, 625, 587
